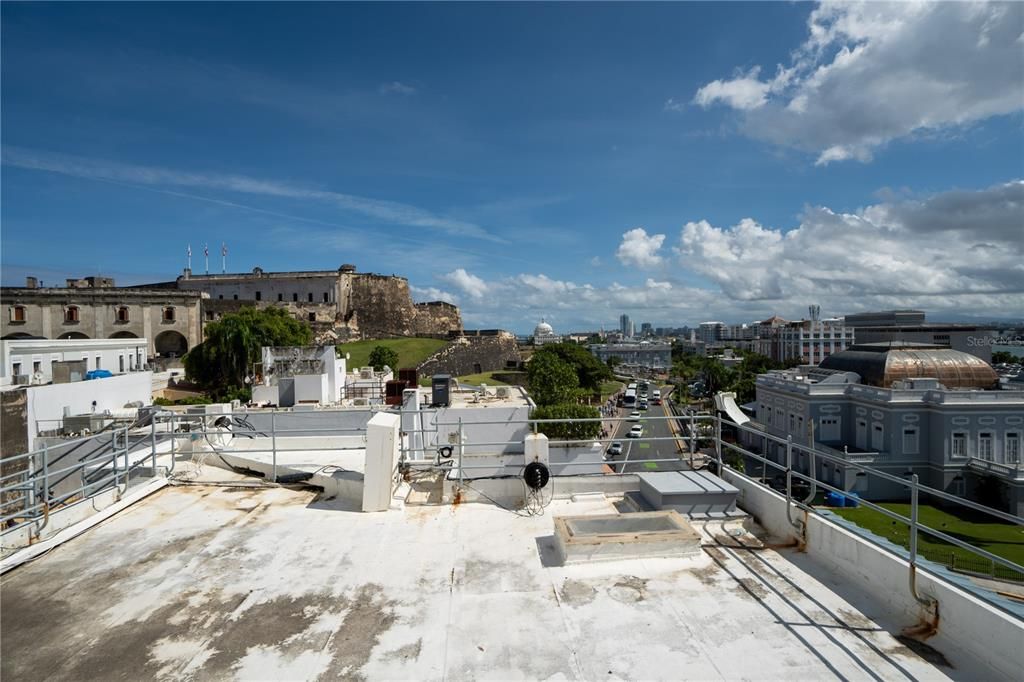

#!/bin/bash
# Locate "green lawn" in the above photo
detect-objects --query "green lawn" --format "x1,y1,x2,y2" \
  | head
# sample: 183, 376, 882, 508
336, 337, 448, 371
456, 371, 510, 386
600, 380, 625, 400
832, 502, 1024, 577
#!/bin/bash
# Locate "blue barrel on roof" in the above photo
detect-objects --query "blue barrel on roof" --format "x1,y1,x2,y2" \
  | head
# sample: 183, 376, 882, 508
85, 369, 113, 380
844, 492, 861, 508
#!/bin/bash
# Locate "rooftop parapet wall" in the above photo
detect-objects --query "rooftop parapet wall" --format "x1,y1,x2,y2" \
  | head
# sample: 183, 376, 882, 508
722, 467, 1024, 680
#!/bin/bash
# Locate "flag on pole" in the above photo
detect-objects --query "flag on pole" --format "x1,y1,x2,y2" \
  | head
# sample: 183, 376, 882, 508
204, 244, 209, 257
221, 243, 227, 257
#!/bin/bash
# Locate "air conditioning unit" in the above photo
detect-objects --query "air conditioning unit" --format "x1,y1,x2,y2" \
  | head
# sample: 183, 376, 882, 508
13, 374, 29, 385
495, 386, 511, 398
353, 397, 369, 406
359, 368, 374, 379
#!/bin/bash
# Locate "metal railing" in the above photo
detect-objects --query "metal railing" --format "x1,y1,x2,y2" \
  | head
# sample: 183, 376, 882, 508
714, 414, 1024, 616
4, 399, 1023, 617
1, 426, 157, 539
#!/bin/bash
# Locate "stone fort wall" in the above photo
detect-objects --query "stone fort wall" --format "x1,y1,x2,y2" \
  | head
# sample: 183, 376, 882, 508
177, 268, 462, 341
416, 331, 521, 378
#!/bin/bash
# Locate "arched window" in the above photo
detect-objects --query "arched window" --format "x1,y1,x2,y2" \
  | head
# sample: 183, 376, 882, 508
64, 306, 80, 323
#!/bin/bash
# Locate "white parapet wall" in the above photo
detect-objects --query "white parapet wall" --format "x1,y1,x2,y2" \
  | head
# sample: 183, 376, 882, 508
25, 372, 153, 450
722, 467, 1024, 681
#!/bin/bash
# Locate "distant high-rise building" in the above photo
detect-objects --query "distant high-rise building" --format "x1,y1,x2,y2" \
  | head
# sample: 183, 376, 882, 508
619, 314, 632, 338
640, 322, 653, 337
699, 321, 727, 345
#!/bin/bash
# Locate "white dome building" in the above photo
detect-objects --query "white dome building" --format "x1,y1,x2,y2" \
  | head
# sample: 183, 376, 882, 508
533, 318, 561, 345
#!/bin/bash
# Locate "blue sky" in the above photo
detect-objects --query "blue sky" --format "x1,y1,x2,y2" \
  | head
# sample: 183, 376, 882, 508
3, 2, 1022, 333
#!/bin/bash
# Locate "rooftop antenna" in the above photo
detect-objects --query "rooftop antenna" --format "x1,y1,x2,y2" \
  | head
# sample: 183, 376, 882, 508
221, 243, 227, 274
187, 244, 192, 271
204, 243, 209, 275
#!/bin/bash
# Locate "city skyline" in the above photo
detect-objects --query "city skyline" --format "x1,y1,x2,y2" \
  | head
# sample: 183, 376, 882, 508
2, 2, 1022, 331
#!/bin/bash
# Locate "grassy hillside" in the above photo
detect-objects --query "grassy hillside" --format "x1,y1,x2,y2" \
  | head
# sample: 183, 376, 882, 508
336, 337, 449, 370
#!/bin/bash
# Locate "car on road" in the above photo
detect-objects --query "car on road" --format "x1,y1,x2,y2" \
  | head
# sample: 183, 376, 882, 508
652, 390, 662, 405
607, 441, 623, 457
638, 400, 649, 410
627, 424, 644, 438
628, 410, 642, 421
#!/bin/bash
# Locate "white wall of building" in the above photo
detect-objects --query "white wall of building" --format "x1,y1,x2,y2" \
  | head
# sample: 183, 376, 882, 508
24, 372, 152, 450
294, 374, 328, 404
1, 338, 149, 387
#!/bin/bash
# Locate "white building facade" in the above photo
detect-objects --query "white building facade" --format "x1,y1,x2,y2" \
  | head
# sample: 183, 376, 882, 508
1, 338, 149, 387
777, 318, 855, 365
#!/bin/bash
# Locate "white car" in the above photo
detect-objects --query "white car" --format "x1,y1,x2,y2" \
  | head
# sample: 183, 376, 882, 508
628, 425, 643, 438
628, 411, 642, 421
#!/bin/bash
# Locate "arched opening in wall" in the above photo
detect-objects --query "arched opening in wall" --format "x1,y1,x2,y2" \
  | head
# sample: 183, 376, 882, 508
110, 331, 139, 339
2, 332, 36, 340
58, 331, 90, 340
155, 330, 188, 357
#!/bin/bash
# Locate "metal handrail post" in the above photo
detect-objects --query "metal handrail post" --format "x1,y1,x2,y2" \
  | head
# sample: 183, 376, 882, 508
785, 436, 802, 531
458, 418, 465, 489
803, 446, 817, 505
689, 411, 696, 458
271, 411, 278, 482
908, 473, 935, 607
25, 452, 35, 519
714, 414, 722, 470
112, 430, 119, 490
150, 418, 158, 476
42, 442, 49, 506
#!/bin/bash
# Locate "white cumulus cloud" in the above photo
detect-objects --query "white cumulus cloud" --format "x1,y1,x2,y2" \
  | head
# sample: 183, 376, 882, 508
675, 180, 1024, 307
616, 228, 666, 268
693, 67, 773, 111
438, 268, 488, 300
692, 1, 1024, 164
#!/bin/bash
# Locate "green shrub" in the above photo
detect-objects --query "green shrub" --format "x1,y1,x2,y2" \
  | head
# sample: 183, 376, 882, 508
531, 403, 601, 442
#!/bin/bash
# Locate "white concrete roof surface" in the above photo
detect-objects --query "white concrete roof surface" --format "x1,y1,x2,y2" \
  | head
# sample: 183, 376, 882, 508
0, 483, 976, 681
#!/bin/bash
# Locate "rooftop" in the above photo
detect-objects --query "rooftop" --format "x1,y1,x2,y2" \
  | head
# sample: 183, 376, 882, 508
819, 342, 998, 389
0, 479, 986, 681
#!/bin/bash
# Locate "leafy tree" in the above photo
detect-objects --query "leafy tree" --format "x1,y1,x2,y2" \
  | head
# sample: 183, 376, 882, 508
992, 351, 1017, 365
184, 306, 311, 397
532, 342, 611, 393
368, 345, 400, 371
698, 356, 734, 395
527, 351, 580, 405
606, 355, 622, 371
532, 404, 601, 441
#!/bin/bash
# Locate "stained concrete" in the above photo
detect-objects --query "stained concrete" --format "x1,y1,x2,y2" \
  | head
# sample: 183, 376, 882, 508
0, 485, 987, 681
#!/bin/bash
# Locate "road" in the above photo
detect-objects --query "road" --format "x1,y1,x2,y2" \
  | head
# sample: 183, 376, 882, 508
608, 385, 691, 473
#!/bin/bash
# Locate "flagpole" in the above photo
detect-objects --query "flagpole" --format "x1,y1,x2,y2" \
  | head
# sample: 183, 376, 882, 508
222, 243, 226, 273
204, 244, 209, 274
187, 244, 192, 271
